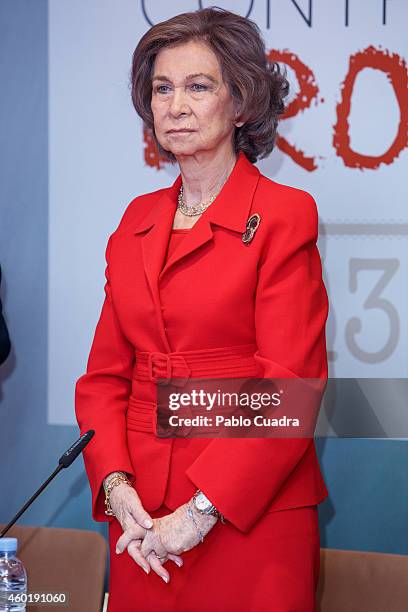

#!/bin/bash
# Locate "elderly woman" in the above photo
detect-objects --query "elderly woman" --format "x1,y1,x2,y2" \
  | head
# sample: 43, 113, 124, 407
75, 7, 329, 612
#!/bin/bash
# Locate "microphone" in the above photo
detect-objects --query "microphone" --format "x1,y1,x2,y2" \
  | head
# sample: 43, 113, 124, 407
58, 429, 95, 468
0, 430, 95, 538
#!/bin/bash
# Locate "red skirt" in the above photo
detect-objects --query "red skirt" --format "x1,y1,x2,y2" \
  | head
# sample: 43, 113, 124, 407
107, 504, 320, 612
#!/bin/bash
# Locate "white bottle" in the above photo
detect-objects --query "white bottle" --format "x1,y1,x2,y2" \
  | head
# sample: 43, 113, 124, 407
0, 538, 27, 611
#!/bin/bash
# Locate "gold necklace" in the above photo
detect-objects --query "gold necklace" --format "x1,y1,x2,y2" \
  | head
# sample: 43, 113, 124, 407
177, 158, 236, 217
177, 187, 216, 217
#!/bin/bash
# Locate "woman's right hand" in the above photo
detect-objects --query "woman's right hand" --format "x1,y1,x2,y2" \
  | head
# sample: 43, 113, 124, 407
109, 482, 183, 577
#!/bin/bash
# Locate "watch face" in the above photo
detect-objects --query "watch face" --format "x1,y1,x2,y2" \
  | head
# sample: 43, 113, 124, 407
195, 492, 211, 511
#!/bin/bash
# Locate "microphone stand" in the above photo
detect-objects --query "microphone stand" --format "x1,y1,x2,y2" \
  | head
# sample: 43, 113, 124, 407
0, 466, 63, 538
0, 430, 95, 538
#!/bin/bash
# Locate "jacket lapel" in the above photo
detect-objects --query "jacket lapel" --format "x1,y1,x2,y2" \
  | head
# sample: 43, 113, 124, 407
133, 179, 179, 309
133, 151, 261, 315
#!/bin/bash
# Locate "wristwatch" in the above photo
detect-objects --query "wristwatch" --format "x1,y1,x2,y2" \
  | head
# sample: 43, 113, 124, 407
192, 489, 225, 524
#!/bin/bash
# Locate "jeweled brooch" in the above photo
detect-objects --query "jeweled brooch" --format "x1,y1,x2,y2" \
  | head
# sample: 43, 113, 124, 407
242, 213, 261, 244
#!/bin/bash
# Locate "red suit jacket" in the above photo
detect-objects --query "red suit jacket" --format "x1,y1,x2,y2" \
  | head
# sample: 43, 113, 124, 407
75, 150, 329, 534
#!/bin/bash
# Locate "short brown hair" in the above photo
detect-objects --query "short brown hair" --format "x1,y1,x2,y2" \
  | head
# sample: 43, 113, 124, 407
130, 7, 289, 164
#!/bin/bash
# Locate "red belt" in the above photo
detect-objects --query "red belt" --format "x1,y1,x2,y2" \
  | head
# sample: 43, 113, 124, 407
128, 343, 261, 435
133, 343, 260, 387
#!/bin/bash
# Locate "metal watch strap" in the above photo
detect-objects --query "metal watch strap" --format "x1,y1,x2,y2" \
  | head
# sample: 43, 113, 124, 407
192, 489, 226, 524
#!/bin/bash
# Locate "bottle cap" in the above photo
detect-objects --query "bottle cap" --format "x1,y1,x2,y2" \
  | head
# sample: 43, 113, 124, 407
0, 538, 18, 553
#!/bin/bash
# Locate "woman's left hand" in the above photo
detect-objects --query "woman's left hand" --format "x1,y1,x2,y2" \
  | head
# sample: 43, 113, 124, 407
142, 502, 218, 582
116, 501, 218, 583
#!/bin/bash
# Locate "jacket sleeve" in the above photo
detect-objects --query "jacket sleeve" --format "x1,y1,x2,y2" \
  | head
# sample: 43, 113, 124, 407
75, 233, 136, 523
185, 192, 329, 533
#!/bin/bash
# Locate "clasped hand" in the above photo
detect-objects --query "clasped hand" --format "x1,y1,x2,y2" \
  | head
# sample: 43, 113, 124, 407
111, 483, 218, 583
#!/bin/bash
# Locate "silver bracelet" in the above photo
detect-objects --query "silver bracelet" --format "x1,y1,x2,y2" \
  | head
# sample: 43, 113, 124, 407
186, 502, 205, 543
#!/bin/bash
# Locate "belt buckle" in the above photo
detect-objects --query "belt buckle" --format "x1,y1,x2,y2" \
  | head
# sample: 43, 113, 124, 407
147, 352, 172, 386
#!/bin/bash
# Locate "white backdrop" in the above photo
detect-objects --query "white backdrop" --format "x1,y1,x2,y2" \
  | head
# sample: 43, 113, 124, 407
48, 0, 408, 426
